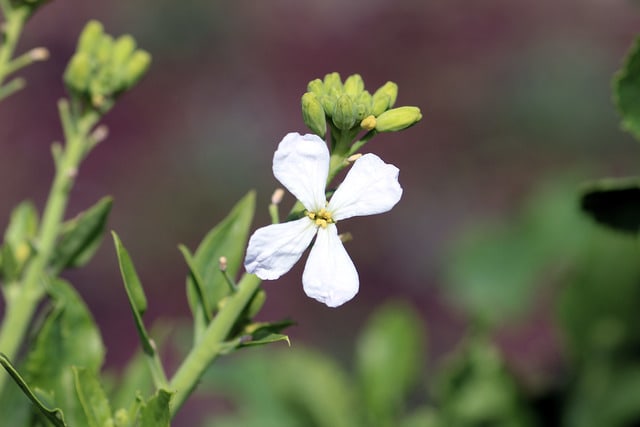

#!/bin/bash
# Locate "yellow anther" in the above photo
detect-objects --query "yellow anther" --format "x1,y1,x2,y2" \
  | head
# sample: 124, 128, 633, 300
307, 211, 316, 220
315, 218, 328, 228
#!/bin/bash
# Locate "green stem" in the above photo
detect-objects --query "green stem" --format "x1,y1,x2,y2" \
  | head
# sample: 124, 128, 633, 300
0, 6, 28, 90
0, 104, 98, 394
169, 273, 261, 417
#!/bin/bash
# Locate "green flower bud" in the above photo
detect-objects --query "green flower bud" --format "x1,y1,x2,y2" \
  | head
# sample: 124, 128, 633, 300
307, 78, 325, 97
112, 35, 136, 67
332, 94, 356, 130
78, 20, 104, 54
301, 92, 327, 137
375, 106, 422, 132
371, 93, 390, 117
320, 94, 336, 117
95, 34, 114, 65
123, 50, 151, 89
374, 81, 398, 108
344, 74, 365, 97
64, 52, 92, 93
323, 72, 343, 94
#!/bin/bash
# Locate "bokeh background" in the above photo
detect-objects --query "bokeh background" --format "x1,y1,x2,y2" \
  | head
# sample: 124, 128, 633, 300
2, 0, 640, 424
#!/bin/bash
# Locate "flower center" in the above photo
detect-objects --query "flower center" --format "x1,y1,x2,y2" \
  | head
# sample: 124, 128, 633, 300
306, 208, 334, 229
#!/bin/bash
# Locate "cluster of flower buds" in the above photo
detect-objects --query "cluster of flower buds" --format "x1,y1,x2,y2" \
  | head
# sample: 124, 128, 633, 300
63, 20, 151, 111
301, 72, 422, 138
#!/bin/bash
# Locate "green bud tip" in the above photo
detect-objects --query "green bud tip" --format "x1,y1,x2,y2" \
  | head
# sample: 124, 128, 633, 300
78, 20, 104, 54
332, 94, 357, 130
344, 74, 365, 97
375, 106, 422, 132
301, 91, 327, 137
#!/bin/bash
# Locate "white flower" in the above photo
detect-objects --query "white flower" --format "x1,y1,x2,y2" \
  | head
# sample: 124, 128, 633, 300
244, 132, 402, 307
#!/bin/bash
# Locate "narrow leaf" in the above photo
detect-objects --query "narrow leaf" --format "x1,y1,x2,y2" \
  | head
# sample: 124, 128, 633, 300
356, 301, 426, 425
0, 353, 68, 427
178, 244, 212, 323
112, 231, 147, 315
51, 197, 113, 273
186, 191, 255, 341
73, 367, 113, 427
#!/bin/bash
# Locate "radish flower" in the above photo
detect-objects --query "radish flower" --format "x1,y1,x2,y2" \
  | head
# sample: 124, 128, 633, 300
244, 132, 402, 307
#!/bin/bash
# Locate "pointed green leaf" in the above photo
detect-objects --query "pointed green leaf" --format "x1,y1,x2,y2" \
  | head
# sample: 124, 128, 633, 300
356, 301, 426, 425
239, 333, 290, 348
112, 232, 153, 352
112, 231, 147, 315
580, 177, 640, 234
0, 353, 68, 426
73, 367, 113, 427
614, 35, 640, 141
51, 197, 113, 273
178, 244, 212, 323
22, 279, 104, 426
139, 389, 172, 427
186, 191, 255, 341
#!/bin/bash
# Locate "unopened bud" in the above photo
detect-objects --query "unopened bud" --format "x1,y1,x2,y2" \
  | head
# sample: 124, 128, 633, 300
112, 35, 136, 67
323, 72, 343, 93
375, 106, 422, 132
360, 115, 377, 131
123, 50, 151, 88
96, 34, 114, 64
301, 92, 327, 137
374, 81, 398, 109
332, 94, 356, 130
371, 93, 391, 117
320, 94, 336, 117
64, 52, 92, 92
90, 125, 109, 144
343, 74, 364, 97
78, 20, 104, 54
307, 78, 325, 97
219, 256, 228, 272
339, 232, 353, 243
271, 188, 285, 205
29, 47, 49, 61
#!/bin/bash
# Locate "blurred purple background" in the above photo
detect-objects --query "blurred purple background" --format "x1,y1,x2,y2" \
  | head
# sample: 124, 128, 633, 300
2, 0, 640, 416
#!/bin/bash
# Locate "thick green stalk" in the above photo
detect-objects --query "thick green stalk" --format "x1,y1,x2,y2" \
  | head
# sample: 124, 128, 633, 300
169, 273, 262, 417
0, 109, 97, 394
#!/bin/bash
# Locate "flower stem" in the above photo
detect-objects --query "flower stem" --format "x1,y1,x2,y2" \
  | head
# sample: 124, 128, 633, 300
0, 6, 29, 98
169, 273, 262, 417
0, 102, 99, 395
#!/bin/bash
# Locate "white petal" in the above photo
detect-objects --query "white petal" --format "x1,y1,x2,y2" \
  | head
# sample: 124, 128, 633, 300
273, 132, 329, 212
244, 217, 317, 280
328, 153, 402, 220
302, 224, 359, 307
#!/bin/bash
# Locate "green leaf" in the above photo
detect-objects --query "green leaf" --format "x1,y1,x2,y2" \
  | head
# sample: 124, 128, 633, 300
356, 301, 426, 425
112, 232, 154, 354
73, 367, 113, 427
435, 337, 535, 426
51, 197, 113, 273
4, 200, 38, 254
613, 35, 640, 141
23, 279, 104, 426
1, 243, 19, 282
238, 319, 294, 349
186, 191, 255, 342
580, 177, 640, 234
139, 389, 172, 427
0, 353, 68, 426
558, 227, 640, 359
